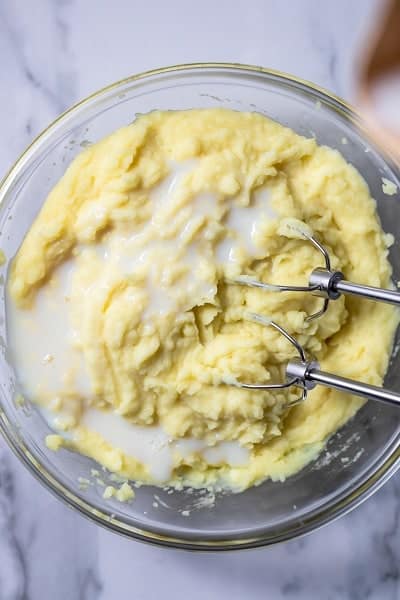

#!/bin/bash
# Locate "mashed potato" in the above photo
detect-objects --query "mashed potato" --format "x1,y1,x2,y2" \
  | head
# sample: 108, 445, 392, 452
7, 109, 398, 490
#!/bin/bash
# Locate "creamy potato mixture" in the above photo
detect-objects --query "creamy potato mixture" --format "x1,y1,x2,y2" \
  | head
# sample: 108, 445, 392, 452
7, 109, 398, 490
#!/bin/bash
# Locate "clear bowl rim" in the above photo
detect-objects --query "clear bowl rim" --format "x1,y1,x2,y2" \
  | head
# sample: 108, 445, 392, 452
0, 62, 399, 551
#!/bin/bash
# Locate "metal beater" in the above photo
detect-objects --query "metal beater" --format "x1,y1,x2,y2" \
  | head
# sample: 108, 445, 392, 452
225, 230, 400, 407
226, 0, 400, 409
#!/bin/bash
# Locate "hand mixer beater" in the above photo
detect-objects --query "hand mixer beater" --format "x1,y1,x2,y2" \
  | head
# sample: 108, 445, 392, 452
224, 226, 400, 407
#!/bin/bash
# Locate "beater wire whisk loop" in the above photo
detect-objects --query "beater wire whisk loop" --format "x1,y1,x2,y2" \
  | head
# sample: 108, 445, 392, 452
229, 231, 400, 319
222, 314, 400, 408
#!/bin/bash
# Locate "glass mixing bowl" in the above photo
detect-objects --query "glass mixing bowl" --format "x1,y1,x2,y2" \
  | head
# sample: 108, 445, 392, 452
0, 64, 399, 550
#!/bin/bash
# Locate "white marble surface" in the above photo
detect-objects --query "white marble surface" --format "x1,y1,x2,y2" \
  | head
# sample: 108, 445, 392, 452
0, 0, 399, 598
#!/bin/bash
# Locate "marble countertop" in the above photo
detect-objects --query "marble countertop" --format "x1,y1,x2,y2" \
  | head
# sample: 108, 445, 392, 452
0, 0, 399, 598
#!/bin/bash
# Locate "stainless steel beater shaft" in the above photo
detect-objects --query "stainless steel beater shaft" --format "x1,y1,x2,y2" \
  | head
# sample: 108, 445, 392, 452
226, 316, 400, 408
286, 358, 400, 407
309, 267, 400, 306
231, 232, 400, 319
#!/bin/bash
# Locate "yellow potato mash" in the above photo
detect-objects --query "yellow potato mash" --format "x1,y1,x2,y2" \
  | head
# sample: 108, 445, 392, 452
8, 109, 398, 491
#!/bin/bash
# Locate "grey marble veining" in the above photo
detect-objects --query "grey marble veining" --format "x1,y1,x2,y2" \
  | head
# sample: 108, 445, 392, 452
0, 447, 26, 600
0, 0, 399, 598
0, 0, 77, 172
95, 477, 400, 600
0, 443, 101, 600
